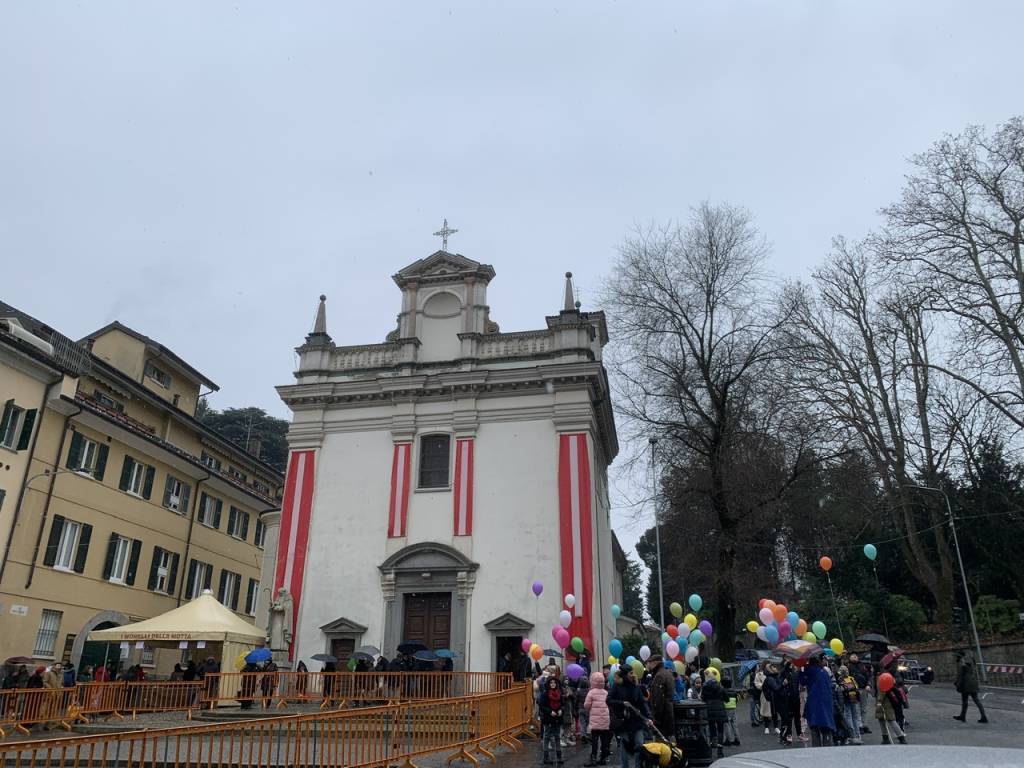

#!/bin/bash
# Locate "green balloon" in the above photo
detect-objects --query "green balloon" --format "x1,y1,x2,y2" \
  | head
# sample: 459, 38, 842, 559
812, 621, 827, 639
346, 657, 357, 671
571, 636, 584, 653
630, 659, 644, 676
710, 657, 722, 671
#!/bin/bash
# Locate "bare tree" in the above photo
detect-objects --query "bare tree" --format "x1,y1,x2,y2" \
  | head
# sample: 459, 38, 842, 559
882, 117, 1024, 429
605, 203, 824, 656
789, 238, 981, 623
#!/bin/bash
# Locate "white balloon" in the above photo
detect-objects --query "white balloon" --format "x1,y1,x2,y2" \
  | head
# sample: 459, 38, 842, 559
639, 645, 651, 662
756, 626, 768, 642
684, 646, 699, 663
678, 624, 692, 639
565, 594, 576, 609
558, 610, 572, 628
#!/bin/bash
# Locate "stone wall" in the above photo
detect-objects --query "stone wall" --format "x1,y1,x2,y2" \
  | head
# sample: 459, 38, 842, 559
903, 639, 1024, 681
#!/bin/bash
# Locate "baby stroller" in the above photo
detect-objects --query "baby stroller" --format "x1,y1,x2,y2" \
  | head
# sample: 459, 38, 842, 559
620, 702, 686, 768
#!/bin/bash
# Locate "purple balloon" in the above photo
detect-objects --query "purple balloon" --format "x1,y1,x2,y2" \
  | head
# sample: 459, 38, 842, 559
778, 621, 792, 639
566, 663, 585, 681
698, 620, 713, 637
532, 580, 544, 597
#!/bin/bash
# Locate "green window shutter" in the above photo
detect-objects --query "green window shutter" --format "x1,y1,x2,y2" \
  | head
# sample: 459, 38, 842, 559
213, 499, 222, 529
227, 506, 237, 534
126, 539, 142, 585
119, 456, 135, 491
73, 523, 92, 573
147, 547, 161, 591
0, 400, 13, 439
198, 492, 208, 521
217, 570, 227, 603
230, 574, 240, 611
180, 483, 191, 515
66, 432, 84, 470
185, 559, 198, 599
94, 444, 109, 481
142, 465, 155, 500
102, 533, 118, 580
167, 553, 179, 594
202, 563, 212, 590
241, 512, 250, 541
43, 515, 65, 566
162, 476, 174, 508
15, 409, 37, 451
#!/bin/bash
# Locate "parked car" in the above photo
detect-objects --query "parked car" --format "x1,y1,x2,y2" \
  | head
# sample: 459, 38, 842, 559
897, 658, 934, 684
734, 649, 774, 662
713, 745, 1023, 767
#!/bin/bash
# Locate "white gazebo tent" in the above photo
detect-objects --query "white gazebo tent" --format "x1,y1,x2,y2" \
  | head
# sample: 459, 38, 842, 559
89, 590, 266, 696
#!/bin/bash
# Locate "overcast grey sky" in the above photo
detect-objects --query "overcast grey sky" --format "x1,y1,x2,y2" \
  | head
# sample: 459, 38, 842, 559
2, 1, 1020, 548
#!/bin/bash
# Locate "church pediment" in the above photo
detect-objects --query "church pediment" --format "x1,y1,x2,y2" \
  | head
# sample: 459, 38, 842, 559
483, 612, 534, 633
379, 541, 479, 573
320, 616, 368, 634
393, 251, 496, 288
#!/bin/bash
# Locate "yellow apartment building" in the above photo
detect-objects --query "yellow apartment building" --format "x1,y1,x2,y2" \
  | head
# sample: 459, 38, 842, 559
0, 303, 282, 675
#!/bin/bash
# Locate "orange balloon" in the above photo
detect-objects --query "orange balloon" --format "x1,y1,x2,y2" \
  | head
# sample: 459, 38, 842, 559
796, 619, 808, 636
819, 556, 833, 572
772, 604, 788, 622
764, 600, 777, 609
878, 672, 895, 692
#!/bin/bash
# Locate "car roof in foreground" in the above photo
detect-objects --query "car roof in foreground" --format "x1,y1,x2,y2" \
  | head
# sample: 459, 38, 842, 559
712, 745, 1024, 768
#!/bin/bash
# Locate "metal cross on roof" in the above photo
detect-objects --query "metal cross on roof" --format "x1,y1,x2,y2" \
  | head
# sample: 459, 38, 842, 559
433, 218, 458, 251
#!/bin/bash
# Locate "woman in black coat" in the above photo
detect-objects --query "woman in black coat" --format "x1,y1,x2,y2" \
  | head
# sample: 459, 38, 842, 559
700, 673, 728, 754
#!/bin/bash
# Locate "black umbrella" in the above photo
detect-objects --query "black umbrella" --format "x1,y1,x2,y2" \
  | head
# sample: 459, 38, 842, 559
397, 641, 427, 655
310, 653, 337, 663
542, 649, 564, 658
855, 633, 890, 646
351, 651, 375, 662
414, 650, 439, 662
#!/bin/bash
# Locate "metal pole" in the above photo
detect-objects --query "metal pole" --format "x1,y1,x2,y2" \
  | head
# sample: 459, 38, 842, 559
906, 484, 986, 681
649, 438, 665, 629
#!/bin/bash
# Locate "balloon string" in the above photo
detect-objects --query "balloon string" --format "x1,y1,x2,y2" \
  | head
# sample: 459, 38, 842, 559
873, 564, 891, 638
826, 571, 846, 643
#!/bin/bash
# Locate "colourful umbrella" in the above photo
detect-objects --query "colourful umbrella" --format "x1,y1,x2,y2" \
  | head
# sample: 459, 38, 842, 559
774, 640, 824, 661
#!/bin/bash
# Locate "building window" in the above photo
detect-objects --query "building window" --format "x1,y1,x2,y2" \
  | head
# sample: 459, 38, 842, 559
141, 645, 155, 666
200, 451, 222, 471
66, 432, 109, 480
0, 401, 35, 451
197, 493, 222, 529
418, 434, 451, 488
93, 390, 124, 413
147, 547, 179, 594
217, 569, 241, 611
245, 578, 259, 616
102, 534, 141, 585
228, 466, 246, 481
253, 480, 270, 495
227, 506, 250, 540
144, 361, 172, 388
118, 455, 155, 499
254, 518, 266, 549
33, 609, 63, 657
185, 559, 213, 599
43, 515, 92, 573
162, 475, 191, 514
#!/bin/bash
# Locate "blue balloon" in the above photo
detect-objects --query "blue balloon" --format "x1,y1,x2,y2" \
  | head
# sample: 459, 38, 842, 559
626, 655, 636, 666
676, 637, 688, 652
764, 625, 779, 644
609, 639, 623, 658
786, 612, 799, 627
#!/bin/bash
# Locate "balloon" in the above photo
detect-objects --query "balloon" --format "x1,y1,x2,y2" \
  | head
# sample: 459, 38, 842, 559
669, 602, 683, 619
630, 660, 644, 677
673, 660, 685, 675
626, 656, 637, 666
759, 608, 774, 626
830, 638, 845, 655
683, 614, 698, 630
764, 625, 779, 644
609, 639, 623, 658
796, 619, 808, 636
530, 644, 543, 661
556, 628, 571, 648
565, 594, 576, 609
786, 611, 799, 627
756, 626, 767, 642
611, 604, 622, 619
532, 581, 543, 597
684, 647, 699, 663
878, 672, 895, 693
571, 636, 584, 653
710, 657, 722, 671
675, 636, 688, 652
803, 632, 817, 643
559, 610, 572, 629
677, 623, 691, 639
704, 666, 720, 681
688, 594, 703, 612
608, 655, 618, 666
639, 645, 651, 662
666, 640, 680, 659
863, 544, 877, 561
521, 638, 532, 653
812, 621, 827, 639
689, 629, 705, 647
758, 598, 769, 610
552, 626, 562, 641
698, 620, 713, 637
778, 621, 792, 639
764, 600, 776, 609
746, 620, 759, 633
566, 663, 585, 681
819, 556, 833, 572
666, 624, 679, 639
661, 632, 671, 644
772, 604, 788, 623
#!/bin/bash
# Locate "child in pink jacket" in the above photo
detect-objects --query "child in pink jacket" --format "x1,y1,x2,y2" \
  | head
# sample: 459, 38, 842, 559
584, 671, 612, 765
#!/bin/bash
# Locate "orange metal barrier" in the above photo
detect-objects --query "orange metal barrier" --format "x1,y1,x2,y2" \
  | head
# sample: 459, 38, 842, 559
0, 682, 535, 767
201, 670, 512, 708
0, 687, 77, 737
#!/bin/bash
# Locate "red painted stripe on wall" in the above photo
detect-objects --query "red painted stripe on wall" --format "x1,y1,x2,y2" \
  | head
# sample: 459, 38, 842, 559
388, 443, 411, 537
453, 438, 474, 536
558, 433, 594, 653
273, 449, 316, 660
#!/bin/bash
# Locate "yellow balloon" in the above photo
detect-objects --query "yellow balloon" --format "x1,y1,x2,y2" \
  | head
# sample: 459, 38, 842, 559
608, 655, 618, 666
530, 643, 543, 661
830, 638, 845, 655
704, 666, 721, 681
673, 660, 685, 675
803, 632, 817, 644
746, 620, 759, 633
684, 613, 698, 630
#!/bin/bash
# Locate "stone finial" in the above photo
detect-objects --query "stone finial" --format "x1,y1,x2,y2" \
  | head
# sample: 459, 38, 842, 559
563, 272, 576, 312
305, 294, 331, 346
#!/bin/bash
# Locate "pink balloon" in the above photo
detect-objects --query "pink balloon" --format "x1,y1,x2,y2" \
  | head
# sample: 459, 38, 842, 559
666, 640, 680, 659
521, 638, 532, 653
555, 628, 571, 648
778, 621, 792, 638
552, 626, 562, 641
759, 607, 774, 626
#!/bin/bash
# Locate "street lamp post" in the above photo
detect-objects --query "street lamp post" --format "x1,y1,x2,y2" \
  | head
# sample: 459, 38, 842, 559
906, 483, 986, 681
649, 438, 665, 629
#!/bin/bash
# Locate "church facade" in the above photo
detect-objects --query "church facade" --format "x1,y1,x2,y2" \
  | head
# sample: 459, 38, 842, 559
261, 251, 620, 672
